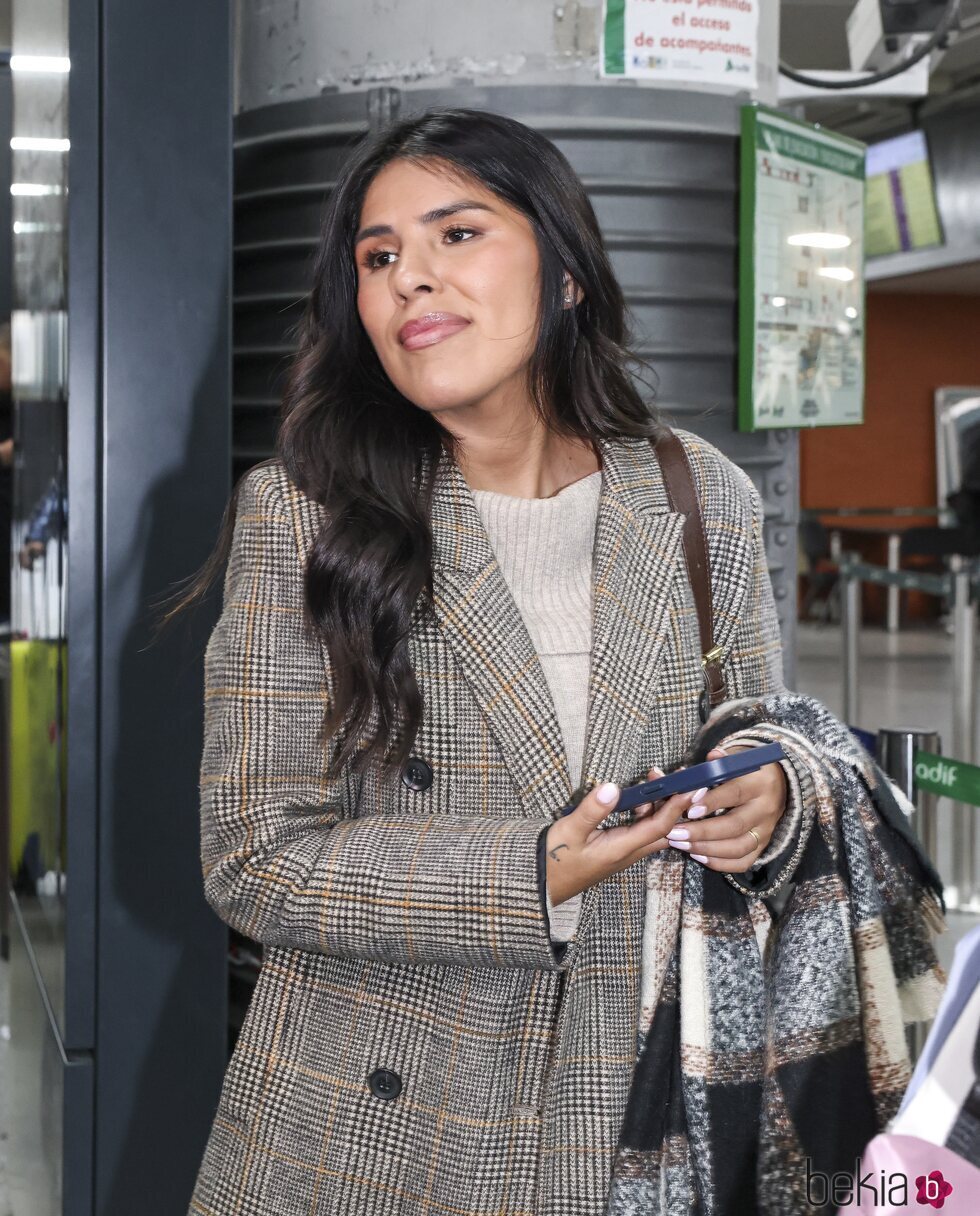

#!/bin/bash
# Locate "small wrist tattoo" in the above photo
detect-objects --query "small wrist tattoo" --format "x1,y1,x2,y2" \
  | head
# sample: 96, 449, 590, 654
548, 843, 569, 862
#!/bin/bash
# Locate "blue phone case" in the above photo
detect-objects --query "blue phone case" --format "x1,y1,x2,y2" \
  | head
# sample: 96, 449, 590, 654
558, 742, 785, 817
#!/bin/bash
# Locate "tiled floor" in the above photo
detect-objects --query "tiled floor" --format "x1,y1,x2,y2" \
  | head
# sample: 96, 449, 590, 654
795, 620, 980, 912
0, 621, 976, 1212
796, 620, 974, 758
1, 935, 11, 1216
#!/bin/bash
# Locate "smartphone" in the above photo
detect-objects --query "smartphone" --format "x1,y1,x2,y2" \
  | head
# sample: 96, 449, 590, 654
558, 742, 785, 818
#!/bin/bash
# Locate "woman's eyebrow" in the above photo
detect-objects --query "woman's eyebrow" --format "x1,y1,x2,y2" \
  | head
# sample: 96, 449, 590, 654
355, 200, 495, 245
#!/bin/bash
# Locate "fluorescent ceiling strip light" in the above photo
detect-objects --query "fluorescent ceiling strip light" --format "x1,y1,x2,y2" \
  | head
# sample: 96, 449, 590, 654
11, 137, 70, 152
11, 183, 64, 196
10, 56, 71, 74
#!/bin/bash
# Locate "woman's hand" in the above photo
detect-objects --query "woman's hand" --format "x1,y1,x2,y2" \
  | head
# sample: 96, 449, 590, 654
662, 744, 788, 873
545, 765, 696, 906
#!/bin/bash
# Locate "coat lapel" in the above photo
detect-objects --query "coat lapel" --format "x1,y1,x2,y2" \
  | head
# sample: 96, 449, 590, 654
580, 438, 687, 793
427, 436, 687, 821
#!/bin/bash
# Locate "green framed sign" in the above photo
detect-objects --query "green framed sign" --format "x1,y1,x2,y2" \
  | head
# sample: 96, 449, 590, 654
738, 105, 867, 432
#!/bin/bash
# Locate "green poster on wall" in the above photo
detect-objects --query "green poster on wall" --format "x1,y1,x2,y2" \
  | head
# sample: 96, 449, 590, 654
738, 104, 867, 432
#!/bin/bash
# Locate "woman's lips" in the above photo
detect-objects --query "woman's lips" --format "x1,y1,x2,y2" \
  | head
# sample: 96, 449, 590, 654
398, 313, 470, 351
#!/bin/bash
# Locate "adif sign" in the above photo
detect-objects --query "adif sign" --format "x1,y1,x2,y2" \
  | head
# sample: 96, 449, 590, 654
913, 751, 980, 806
914, 758, 958, 788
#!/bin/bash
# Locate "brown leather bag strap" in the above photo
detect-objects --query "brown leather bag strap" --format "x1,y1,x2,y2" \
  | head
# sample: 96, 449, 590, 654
652, 430, 727, 722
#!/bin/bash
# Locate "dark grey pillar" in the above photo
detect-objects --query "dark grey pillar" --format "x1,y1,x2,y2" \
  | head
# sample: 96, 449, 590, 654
65, 0, 232, 1210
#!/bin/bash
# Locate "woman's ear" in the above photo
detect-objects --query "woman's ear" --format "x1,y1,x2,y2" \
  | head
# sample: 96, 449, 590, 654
562, 273, 584, 308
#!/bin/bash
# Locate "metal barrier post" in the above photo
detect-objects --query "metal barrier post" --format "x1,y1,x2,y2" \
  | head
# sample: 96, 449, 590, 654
876, 729, 942, 870
830, 529, 842, 562
951, 555, 977, 910
841, 556, 860, 725
886, 532, 902, 634
876, 728, 942, 1064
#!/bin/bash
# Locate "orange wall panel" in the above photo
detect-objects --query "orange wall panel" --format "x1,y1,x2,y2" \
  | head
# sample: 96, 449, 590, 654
800, 292, 980, 511
799, 291, 980, 622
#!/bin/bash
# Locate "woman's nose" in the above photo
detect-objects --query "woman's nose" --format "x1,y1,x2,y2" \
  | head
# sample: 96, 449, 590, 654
389, 243, 440, 300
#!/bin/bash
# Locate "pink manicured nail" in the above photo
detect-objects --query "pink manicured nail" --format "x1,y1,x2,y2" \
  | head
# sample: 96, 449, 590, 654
692, 853, 709, 863
667, 827, 689, 840
687, 805, 707, 819
689, 787, 708, 803
669, 840, 691, 851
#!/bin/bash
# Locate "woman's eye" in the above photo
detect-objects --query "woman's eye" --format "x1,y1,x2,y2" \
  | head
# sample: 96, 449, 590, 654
361, 249, 396, 271
360, 228, 476, 271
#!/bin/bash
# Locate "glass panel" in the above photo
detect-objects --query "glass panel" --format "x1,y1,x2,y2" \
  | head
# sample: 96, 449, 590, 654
8, 0, 70, 1056
6, 893, 64, 1216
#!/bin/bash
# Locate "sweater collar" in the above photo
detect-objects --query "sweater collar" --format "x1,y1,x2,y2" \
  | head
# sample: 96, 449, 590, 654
421, 435, 687, 818
429, 435, 676, 575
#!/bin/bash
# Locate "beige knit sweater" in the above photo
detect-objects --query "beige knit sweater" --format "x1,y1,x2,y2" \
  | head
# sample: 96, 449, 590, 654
470, 469, 602, 943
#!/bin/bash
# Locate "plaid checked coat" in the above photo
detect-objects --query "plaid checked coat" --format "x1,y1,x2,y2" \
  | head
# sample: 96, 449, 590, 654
187, 429, 835, 1215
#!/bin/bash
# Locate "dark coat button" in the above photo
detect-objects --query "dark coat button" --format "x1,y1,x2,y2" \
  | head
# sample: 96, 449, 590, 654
367, 1068, 402, 1100
401, 756, 433, 792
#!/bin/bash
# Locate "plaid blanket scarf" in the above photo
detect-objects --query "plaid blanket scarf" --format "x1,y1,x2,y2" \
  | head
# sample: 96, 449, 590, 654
606, 692, 948, 1216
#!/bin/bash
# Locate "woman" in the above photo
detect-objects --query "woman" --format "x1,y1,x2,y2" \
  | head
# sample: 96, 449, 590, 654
177, 109, 944, 1215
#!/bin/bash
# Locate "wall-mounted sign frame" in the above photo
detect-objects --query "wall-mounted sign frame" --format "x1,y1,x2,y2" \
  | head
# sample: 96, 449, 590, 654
738, 104, 867, 432
601, 0, 759, 90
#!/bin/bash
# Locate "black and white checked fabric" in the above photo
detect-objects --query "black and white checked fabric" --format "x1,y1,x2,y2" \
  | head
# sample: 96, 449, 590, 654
606, 695, 946, 1215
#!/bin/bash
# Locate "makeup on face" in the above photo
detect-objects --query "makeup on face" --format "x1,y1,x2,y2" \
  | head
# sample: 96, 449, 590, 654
354, 159, 542, 420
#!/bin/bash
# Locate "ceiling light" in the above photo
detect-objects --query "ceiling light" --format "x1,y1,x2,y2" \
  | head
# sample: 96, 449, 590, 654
787, 233, 853, 249
11, 137, 70, 153
11, 183, 64, 196
10, 56, 71, 74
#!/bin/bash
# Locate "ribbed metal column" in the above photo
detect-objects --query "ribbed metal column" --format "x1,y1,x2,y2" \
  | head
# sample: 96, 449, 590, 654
233, 84, 799, 679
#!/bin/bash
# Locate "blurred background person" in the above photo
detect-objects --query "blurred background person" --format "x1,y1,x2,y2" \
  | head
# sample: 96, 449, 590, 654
0, 319, 12, 623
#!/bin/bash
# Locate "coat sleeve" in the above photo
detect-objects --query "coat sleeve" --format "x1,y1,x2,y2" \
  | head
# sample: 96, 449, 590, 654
199, 465, 568, 970
713, 468, 815, 897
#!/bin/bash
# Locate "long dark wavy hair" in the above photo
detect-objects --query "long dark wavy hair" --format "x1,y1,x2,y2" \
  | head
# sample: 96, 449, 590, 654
156, 106, 663, 784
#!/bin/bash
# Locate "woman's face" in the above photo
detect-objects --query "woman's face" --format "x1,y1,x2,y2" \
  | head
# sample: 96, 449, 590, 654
355, 158, 544, 424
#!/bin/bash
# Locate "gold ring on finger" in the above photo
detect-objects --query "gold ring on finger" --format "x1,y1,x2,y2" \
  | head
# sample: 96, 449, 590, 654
747, 827, 761, 850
